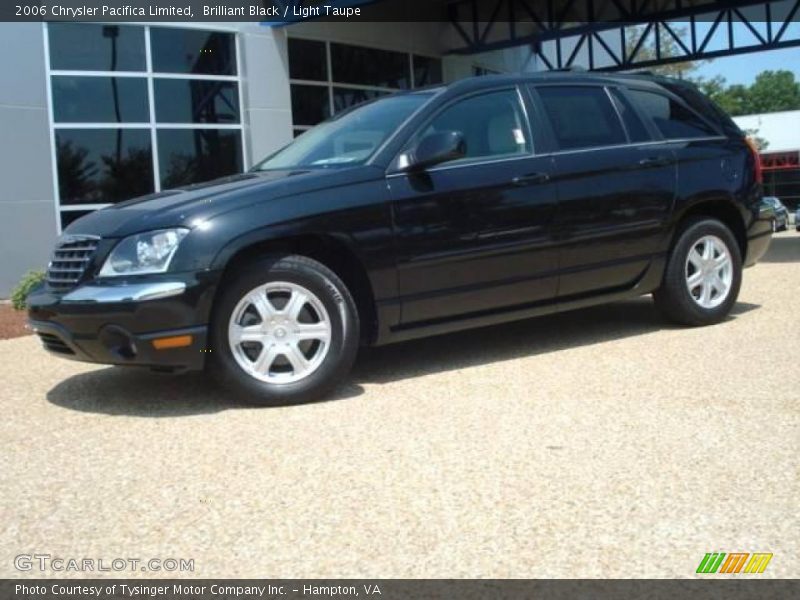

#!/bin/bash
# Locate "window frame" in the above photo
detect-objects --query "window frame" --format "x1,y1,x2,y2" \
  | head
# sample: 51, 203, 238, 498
530, 82, 631, 153
390, 85, 535, 173
606, 85, 658, 144
287, 35, 443, 132
43, 22, 247, 233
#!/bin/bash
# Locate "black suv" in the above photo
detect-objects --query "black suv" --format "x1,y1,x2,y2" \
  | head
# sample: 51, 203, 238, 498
28, 72, 773, 404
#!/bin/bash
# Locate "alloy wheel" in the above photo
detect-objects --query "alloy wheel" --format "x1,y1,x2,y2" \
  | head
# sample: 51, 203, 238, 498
227, 281, 332, 384
684, 235, 733, 309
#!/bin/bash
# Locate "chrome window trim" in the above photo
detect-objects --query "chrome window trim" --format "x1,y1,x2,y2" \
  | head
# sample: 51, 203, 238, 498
385, 135, 727, 178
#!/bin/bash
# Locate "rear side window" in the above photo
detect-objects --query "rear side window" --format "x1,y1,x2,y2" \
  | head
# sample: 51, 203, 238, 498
419, 89, 531, 161
609, 88, 650, 143
628, 89, 718, 139
536, 85, 626, 150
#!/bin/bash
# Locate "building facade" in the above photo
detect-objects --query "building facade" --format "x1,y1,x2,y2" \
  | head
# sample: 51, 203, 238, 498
0, 20, 534, 295
733, 110, 800, 211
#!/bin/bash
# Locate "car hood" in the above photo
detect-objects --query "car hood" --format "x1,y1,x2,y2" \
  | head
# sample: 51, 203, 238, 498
63, 166, 384, 238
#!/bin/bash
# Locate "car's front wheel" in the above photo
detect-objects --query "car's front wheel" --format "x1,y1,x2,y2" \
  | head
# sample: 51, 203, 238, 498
209, 255, 359, 405
653, 218, 742, 327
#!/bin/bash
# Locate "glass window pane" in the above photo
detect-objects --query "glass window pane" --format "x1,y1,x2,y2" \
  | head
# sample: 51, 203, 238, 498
52, 76, 149, 123
536, 85, 627, 150
609, 88, 650, 143
60, 210, 93, 230
151, 28, 236, 76
419, 89, 530, 160
49, 24, 145, 72
154, 79, 240, 124
291, 84, 331, 126
158, 129, 243, 188
628, 89, 717, 139
413, 55, 443, 87
256, 92, 432, 171
331, 43, 410, 89
289, 38, 328, 81
56, 129, 154, 205
333, 87, 391, 114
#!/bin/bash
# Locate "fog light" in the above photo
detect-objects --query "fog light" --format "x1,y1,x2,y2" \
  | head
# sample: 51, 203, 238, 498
152, 335, 193, 350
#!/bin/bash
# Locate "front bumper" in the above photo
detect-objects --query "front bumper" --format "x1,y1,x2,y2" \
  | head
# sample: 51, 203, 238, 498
27, 272, 219, 372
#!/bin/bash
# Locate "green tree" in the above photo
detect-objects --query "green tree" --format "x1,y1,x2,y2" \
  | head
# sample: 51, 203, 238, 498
690, 69, 800, 117
746, 70, 800, 114
693, 75, 749, 115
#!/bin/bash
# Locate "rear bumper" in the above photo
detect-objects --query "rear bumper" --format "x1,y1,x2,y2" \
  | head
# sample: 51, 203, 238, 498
744, 199, 775, 267
27, 272, 219, 372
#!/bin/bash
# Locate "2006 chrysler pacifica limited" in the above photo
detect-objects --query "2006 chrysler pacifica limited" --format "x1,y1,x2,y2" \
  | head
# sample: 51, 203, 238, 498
28, 72, 774, 404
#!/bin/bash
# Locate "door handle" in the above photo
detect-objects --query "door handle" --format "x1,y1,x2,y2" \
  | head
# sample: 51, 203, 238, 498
638, 156, 670, 167
512, 172, 550, 186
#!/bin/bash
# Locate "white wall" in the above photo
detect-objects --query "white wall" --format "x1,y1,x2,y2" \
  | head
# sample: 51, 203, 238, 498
733, 110, 800, 153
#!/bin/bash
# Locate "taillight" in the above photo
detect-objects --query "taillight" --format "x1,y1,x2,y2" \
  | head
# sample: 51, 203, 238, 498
745, 137, 763, 184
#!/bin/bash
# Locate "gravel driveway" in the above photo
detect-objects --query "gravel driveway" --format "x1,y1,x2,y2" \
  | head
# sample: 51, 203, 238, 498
2, 232, 798, 579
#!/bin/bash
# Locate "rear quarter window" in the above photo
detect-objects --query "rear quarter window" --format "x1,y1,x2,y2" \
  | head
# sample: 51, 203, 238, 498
628, 88, 718, 140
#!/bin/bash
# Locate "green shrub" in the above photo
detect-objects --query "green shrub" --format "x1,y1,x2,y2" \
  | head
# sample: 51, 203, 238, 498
11, 270, 45, 310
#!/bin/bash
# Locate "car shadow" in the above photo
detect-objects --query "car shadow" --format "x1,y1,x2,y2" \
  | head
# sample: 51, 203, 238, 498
46, 368, 365, 417
760, 234, 800, 263
47, 298, 760, 415
352, 297, 760, 385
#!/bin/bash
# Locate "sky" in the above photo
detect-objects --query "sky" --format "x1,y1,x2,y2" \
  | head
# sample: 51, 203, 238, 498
534, 21, 800, 86
693, 46, 800, 86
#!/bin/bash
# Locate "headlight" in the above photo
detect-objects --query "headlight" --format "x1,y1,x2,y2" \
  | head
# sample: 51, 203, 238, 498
99, 228, 189, 277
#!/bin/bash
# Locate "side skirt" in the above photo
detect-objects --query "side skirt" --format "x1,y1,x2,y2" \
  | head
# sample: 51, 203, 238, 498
374, 256, 666, 346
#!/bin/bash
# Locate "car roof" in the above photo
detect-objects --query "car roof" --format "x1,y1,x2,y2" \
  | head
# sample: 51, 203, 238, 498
442, 70, 677, 94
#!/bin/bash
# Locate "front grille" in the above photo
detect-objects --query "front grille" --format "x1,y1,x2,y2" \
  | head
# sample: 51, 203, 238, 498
46, 235, 100, 291
37, 332, 75, 355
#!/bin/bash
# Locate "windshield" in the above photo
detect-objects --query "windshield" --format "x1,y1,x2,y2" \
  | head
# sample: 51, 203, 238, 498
253, 92, 434, 171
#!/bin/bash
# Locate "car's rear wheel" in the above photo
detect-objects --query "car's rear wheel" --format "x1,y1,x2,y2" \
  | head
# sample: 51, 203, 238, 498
653, 218, 742, 327
209, 255, 359, 405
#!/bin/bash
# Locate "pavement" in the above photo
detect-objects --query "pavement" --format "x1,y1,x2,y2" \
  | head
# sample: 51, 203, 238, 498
1, 231, 798, 579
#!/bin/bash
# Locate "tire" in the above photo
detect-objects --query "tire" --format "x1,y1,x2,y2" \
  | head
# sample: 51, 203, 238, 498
209, 254, 359, 405
653, 218, 742, 327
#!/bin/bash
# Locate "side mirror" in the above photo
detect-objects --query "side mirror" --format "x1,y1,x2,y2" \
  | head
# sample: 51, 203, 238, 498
402, 131, 466, 171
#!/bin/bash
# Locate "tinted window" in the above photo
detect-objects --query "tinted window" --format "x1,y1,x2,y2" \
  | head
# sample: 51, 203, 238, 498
291, 85, 331, 126
289, 38, 328, 81
158, 129, 243, 188
628, 89, 717, 139
413, 56, 443, 87
49, 24, 145, 72
537, 86, 626, 150
609, 88, 650, 143
255, 93, 431, 171
56, 129, 154, 204
52, 76, 149, 123
151, 28, 236, 76
154, 79, 240, 124
333, 87, 391, 114
420, 89, 530, 161
331, 43, 410, 89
